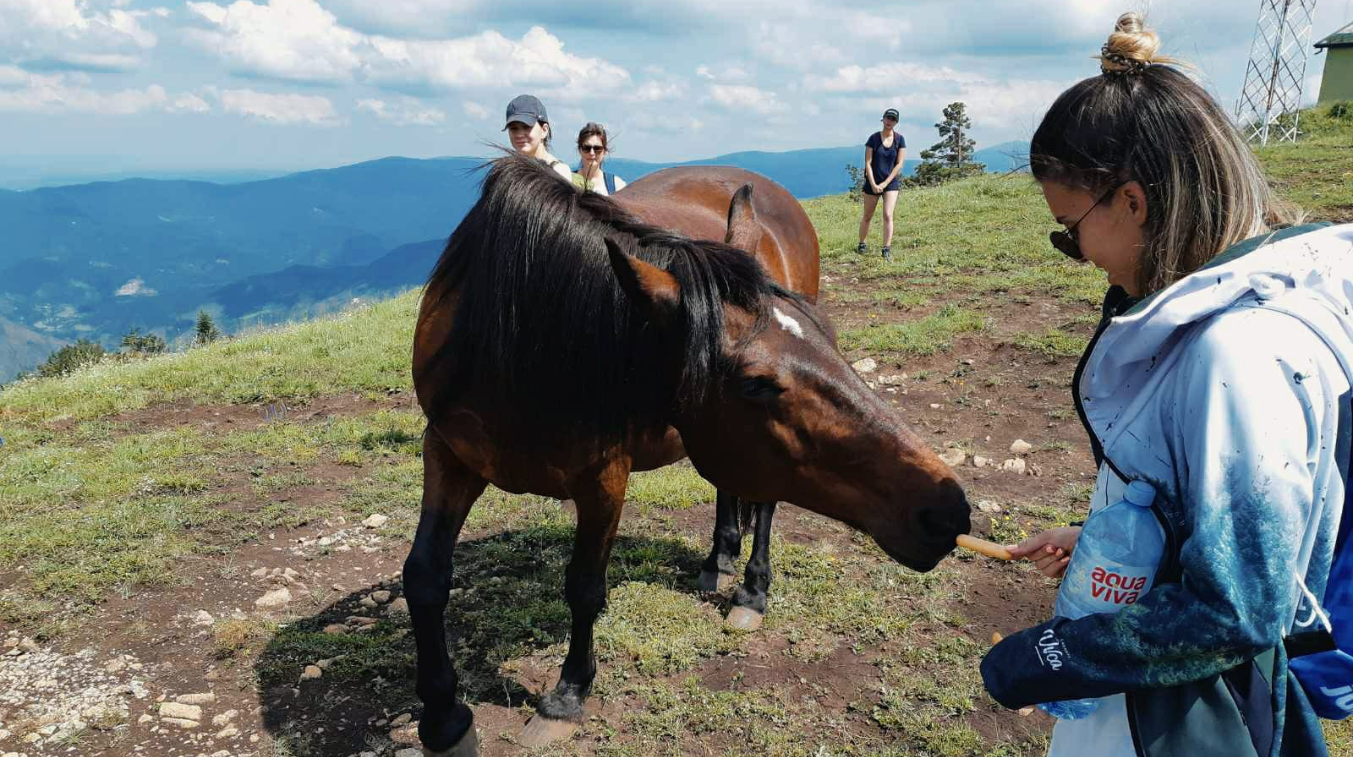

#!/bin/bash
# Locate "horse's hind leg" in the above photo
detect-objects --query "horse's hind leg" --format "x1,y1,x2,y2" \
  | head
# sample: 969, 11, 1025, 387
698, 491, 742, 592
403, 428, 487, 757
519, 461, 630, 748
727, 501, 777, 631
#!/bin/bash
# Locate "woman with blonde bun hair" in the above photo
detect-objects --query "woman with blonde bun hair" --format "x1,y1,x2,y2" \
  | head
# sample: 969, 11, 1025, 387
981, 12, 1351, 757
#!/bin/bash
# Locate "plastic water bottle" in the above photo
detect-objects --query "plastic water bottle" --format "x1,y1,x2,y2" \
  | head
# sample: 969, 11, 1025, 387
1038, 480, 1164, 720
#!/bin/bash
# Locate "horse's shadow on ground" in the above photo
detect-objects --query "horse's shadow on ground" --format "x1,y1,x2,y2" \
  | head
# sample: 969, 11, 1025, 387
255, 523, 709, 755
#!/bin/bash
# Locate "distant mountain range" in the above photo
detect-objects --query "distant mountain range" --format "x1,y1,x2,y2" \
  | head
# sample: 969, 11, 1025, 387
0, 141, 1026, 382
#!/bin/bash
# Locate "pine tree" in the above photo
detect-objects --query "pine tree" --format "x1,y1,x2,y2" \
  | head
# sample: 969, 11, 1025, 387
195, 310, 222, 346
37, 339, 106, 378
120, 328, 167, 355
909, 102, 986, 187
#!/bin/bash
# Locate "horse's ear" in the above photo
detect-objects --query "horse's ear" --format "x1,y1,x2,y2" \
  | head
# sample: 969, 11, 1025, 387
606, 239, 681, 321
725, 183, 763, 254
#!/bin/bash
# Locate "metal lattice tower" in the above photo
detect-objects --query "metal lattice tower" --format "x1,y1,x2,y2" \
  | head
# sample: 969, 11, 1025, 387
1236, 0, 1318, 144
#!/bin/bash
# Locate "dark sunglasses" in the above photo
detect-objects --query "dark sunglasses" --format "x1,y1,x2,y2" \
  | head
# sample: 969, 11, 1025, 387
579, 144, 605, 153
1050, 183, 1123, 260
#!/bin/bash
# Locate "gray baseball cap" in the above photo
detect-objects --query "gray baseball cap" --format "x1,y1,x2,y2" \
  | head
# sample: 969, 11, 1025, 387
504, 94, 547, 129
882, 108, 900, 121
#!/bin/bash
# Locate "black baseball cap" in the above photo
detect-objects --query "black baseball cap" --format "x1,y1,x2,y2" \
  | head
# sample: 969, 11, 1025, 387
504, 94, 547, 129
882, 108, 900, 121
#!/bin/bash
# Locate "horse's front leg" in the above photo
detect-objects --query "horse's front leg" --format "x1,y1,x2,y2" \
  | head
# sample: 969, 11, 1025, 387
698, 490, 742, 592
518, 459, 630, 747
727, 501, 777, 631
404, 428, 487, 757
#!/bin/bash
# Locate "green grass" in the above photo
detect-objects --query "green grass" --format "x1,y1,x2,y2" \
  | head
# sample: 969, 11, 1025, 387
840, 304, 987, 355
1009, 327, 1088, 359
1256, 103, 1353, 223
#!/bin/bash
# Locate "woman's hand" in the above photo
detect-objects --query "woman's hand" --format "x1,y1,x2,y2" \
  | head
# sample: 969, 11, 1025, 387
1008, 527, 1081, 578
869, 181, 880, 194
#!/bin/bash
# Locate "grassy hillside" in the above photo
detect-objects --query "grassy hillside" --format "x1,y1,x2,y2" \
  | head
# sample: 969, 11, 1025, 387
1256, 102, 1353, 222
1, 112, 1350, 756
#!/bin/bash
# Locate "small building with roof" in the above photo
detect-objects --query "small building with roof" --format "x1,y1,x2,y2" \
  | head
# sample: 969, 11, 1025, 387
1316, 22, 1353, 105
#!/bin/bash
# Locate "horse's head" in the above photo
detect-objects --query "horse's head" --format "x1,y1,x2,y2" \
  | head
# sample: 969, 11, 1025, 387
605, 195, 969, 572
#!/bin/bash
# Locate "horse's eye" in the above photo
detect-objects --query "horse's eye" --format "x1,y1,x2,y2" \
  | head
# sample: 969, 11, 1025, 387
739, 377, 784, 401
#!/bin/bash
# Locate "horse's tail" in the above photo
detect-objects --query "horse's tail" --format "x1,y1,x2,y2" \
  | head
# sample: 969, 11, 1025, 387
738, 500, 756, 536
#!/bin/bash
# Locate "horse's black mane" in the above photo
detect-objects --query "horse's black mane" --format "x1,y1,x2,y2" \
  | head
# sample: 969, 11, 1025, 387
424, 152, 795, 446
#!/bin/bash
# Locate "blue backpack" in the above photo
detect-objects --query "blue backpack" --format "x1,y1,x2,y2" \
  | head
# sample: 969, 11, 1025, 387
1288, 494, 1353, 719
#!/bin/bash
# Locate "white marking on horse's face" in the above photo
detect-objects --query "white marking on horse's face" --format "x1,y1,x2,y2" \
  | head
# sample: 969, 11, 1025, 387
773, 306, 804, 339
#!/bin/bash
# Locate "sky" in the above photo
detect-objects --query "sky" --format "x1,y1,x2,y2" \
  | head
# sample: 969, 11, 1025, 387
0, 0, 1347, 182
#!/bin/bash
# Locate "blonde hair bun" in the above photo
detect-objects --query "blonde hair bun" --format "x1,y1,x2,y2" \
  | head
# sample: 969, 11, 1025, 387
1099, 12, 1164, 75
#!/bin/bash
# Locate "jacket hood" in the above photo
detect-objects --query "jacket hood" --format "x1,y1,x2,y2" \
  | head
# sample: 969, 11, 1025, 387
1084, 223, 1353, 404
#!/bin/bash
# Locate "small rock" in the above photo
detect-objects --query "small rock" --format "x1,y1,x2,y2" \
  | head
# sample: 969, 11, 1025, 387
362, 514, 389, 529
300, 665, 323, 681
192, 610, 215, 626
323, 624, 348, 635
394, 749, 421, 757
972, 456, 989, 468
217, 725, 240, 739
370, 590, 392, 604
212, 710, 238, 727
391, 713, 412, 727
212, 750, 233, 757
160, 702, 202, 721
1001, 458, 1027, 475
976, 500, 1003, 514
1010, 439, 1033, 456
938, 448, 966, 467
138, 714, 154, 724
161, 717, 200, 730
387, 597, 409, 616
347, 615, 378, 627
877, 373, 907, 386
254, 587, 292, 610
961, 358, 975, 365
105, 658, 127, 673
851, 357, 877, 374
250, 567, 268, 578
929, 403, 942, 410
176, 692, 216, 705
359, 597, 378, 609
18, 638, 39, 654
360, 752, 378, 757
318, 535, 337, 547
281, 568, 301, 584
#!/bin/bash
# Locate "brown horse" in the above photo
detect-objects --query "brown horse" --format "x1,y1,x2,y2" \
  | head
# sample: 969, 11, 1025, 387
406, 154, 970, 755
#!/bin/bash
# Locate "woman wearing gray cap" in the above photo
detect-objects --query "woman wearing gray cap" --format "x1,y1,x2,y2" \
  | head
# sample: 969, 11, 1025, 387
503, 94, 573, 181
857, 108, 907, 260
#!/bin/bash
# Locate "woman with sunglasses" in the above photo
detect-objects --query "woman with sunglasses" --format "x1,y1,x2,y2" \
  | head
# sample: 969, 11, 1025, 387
571, 122, 626, 195
981, 13, 1352, 757
856, 107, 906, 260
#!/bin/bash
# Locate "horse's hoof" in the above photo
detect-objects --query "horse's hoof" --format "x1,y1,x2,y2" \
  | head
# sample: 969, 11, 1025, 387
423, 725, 479, 757
518, 714, 580, 748
698, 570, 736, 593
725, 605, 764, 631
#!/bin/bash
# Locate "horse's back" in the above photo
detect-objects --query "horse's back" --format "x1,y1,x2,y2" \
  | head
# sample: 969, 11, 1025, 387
615, 167, 820, 300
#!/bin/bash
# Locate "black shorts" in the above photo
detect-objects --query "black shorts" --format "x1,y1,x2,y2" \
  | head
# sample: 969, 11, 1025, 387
863, 177, 900, 195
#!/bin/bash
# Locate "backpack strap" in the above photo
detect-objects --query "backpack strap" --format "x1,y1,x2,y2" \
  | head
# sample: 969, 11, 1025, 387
604, 172, 617, 195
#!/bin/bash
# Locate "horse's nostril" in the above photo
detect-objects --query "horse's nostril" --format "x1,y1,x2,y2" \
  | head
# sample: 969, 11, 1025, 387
918, 500, 970, 539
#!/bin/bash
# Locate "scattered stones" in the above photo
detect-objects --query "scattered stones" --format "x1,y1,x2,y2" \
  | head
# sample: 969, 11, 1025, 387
176, 692, 216, 705
1009, 439, 1033, 456
254, 586, 292, 610
104, 657, 127, 673
138, 714, 154, 724
212, 709, 238, 727
370, 590, 392, 604
877, 373, 907, 386
938, 448, 966, 467
323, 624, 349, 635
1001, 458, 1028, 475
192, 610, 215, 626
851, 357, 878, 374
1, 643, 141, 749
159, 702, 202, 721
359, 596, 379, 609
250, 567, 269, 578
972, 456, 990, 468
391, 713, 412, 727
387, 597, 410, 617
216, 725, 240, 739
17, 639, 39, 655
395, 749, 422, 757
362, 513, 389, 529
976, 500, 1003, 514
300, 665, 323, 681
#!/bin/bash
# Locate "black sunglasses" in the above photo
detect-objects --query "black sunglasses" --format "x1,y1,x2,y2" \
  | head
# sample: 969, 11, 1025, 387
1050, 183, 1122, 260
579, 144, 605, 153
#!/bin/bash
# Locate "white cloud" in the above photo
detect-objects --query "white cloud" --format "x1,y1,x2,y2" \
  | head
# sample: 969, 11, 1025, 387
172, 93, 212, 113
0, 0, 160, 71
184, 0, 630, 99
185, 0, 366, 84
461, 100, 488, 119
0, 66, 170, 114
706, 84, 782, 116
115, 278, 158, 297
358, 97, 445, 126
628, 80, 688, 103
219, 88, 339, 125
